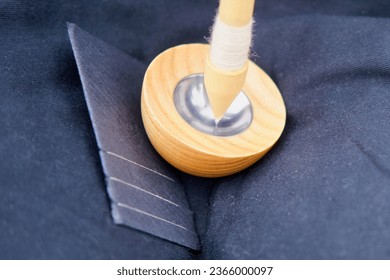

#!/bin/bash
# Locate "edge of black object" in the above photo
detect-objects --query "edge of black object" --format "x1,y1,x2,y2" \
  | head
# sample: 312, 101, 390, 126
68, 23, 199, 250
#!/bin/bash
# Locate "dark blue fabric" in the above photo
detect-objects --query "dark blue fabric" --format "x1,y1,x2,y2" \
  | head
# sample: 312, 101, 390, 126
1, 0, 389, 259
201, 14, 390, 260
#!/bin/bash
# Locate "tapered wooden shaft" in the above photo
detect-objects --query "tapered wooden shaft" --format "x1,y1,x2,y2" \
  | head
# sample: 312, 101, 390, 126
205, 0, 255, 119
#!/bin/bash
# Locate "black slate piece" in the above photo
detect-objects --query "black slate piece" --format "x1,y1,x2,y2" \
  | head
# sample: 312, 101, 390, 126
68, 23, 199, 250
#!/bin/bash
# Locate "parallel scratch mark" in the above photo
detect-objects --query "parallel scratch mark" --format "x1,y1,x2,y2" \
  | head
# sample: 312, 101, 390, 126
103, 150, 175, 182
109, 176, 180, 207
117, 202, 194, 233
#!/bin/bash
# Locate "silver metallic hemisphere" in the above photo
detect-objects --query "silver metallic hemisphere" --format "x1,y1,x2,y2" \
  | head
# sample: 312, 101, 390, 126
173, 74, 253, 137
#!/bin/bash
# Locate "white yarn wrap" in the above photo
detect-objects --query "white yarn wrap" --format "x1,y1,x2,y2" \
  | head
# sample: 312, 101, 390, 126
209, 16, 253, 71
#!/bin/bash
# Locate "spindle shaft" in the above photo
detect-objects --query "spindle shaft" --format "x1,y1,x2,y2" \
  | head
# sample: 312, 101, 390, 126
205, 0, 255, 119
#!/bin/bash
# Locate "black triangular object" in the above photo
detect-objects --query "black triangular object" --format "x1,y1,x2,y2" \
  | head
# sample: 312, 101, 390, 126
68, 23, 199, 250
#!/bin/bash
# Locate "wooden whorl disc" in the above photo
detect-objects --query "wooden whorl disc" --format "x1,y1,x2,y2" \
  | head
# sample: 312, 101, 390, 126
141, 44, 286, 178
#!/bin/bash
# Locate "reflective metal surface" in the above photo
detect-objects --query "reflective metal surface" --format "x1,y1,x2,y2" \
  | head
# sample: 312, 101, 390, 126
174, 74, 253, 137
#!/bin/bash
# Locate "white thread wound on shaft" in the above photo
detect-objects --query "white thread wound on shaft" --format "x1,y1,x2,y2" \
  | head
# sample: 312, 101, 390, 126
209, 16, 253, 71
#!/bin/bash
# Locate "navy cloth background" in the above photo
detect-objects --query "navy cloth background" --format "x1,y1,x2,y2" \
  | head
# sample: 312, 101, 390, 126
1, 0, 389, 259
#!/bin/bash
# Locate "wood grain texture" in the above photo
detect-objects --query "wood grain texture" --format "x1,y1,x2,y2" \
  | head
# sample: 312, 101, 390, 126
141, 44, 286, 177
